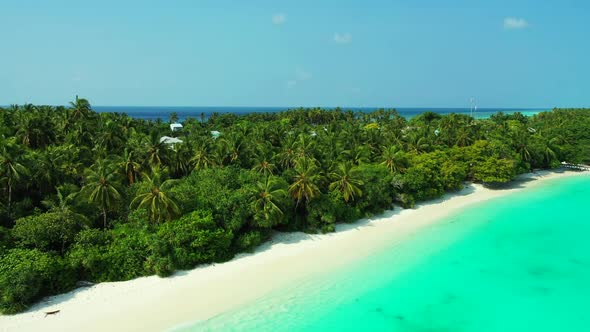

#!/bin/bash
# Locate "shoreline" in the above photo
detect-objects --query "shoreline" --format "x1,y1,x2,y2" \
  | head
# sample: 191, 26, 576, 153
1, 169, 587, 332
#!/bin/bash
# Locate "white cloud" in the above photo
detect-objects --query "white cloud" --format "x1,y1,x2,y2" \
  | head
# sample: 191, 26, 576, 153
334, 33, 352, 44
272, 13, 286, 25
287, 68, 312, 88
295, 68, 312, 81
503, 17, 529, 30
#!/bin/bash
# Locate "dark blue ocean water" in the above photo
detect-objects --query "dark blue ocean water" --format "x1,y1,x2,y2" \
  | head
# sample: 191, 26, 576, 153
93, 106, 547, 121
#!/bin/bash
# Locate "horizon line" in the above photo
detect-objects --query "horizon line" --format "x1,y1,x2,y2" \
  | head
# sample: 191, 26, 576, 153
0, 103, 562, 111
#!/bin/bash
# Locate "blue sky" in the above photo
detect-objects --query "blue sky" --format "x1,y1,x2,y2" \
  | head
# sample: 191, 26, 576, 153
1, 0, 588, 108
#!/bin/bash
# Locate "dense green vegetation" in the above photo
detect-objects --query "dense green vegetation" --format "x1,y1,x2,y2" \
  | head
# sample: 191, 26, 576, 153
0, 99, 589, 313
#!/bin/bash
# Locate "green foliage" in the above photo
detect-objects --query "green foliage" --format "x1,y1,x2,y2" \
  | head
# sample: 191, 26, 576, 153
306, 191, 359, 232
0, 249, 76, 314
68, 226, 152, 282
0, 226, 10, 251
250, 176, 291, 228
130, 168, 181, 223
154, 210, 233, 268
440, 160, 467, 191
403, 165, 444, 201
234, 230, 267, 252
347, 164, 392, 215
12, 211, 83, 253
173, 168, 256, 232
472, 158, 517, 184
0, 99, 589, 313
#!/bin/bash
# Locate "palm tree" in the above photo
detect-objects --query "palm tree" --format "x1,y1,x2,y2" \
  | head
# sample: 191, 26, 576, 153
144, 133, 169, 169
191, 141, 216, 171
288, 158, 322, 208
329, 162, 364, 203
130, 169, 180, 223
169, 112, 179, 124
0, 141, 28, 216
293, 133, 316, 160
169, 143, 192, 178
14, 109, 37, 147
251, 176, 288, 228
252, 148, 276, 176
405, 130, 431, 154
277, 143, 297, 170
41, 184, 90, 226
340, 144, 371, 165
380, 145, 408, 173
69, 95, 93, 122
31, 146, 67, 194
119, 148, 141, 185
81, 160, 122, 228
219, 133, 245, 166
511, 129, 534, 169
97, 120, 125, 151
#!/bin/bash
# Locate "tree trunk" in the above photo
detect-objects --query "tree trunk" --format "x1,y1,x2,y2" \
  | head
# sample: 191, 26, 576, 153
7, 182, 12, 216
103, 208, 107, 228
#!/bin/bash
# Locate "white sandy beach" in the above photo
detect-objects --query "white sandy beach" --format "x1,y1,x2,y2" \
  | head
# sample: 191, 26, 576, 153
0, 170, 587, 332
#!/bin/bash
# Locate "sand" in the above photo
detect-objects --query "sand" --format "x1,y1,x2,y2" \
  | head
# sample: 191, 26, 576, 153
1, 170, 587, 332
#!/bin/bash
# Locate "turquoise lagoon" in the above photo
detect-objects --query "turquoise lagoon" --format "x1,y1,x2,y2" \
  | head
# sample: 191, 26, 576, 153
181, 174, 590, 331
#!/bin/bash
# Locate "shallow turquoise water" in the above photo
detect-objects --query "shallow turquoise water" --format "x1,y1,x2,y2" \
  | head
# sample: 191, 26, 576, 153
180, 175, 590, 331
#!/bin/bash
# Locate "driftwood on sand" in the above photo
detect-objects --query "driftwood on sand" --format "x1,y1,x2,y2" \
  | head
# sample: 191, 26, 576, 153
44, 310, 60, 317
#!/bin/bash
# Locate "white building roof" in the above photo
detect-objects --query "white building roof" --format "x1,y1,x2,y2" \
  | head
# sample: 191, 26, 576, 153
170, 123, 183, 130
160, 136, 183, 144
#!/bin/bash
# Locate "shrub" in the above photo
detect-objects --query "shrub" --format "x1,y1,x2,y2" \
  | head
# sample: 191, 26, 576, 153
13, 211, 83, 253
155, 210, 234, 268
68, 226, 153, 282
173, 168, 256, 231
355, 164, 394, 214
234, 230, 267, 252
472, 157, 517, 184
396, 193, 416, 209
0, 249, 75, 314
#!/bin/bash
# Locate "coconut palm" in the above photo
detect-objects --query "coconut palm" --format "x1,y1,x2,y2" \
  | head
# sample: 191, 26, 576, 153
0, 139, 29, 215
288, 158, 322, 208
69, 95, 93, 122
219, 133, 245, 166
191, 141, 217, 171
252, 156, 276, 176
405, 130, 431, 154
329, 162, 364, 203
31, 146, 67, 194
97, 120, 125, 151
340, 144, 371, 165
41, 184, 90, 226
380, 145, 408, 173
81, 160, 122, 228
144, 133, 169, 169
251, 176, 288, 228
130, 168, 180, 223
293, 133, 316, 160
277, 143, 297, 170
169, 143, 192, 178
118, 148, 141, 185
511, 129, 534, 168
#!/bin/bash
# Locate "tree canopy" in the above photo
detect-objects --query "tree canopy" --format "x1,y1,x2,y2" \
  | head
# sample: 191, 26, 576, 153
0, 99, 589, 313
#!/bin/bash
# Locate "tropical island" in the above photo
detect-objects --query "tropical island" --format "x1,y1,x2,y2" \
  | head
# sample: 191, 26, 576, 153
0, 99, 589, 317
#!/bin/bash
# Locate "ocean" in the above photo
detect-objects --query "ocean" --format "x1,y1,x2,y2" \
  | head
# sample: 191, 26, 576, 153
179, 174, 590, 331
93, 106, 546, 121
